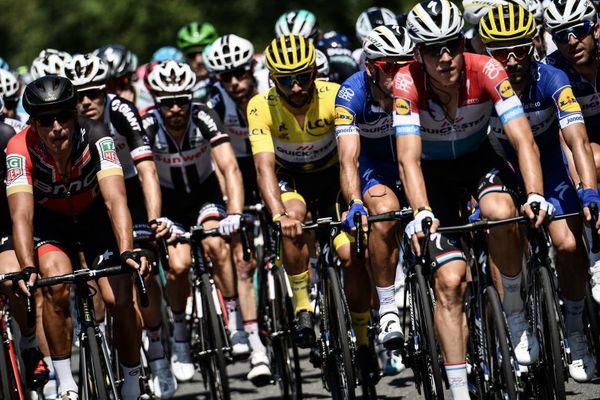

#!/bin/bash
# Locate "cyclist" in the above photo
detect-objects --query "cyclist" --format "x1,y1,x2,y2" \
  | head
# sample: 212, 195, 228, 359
394, 0, 550, 397
0, 69, 25, 122
274, 9, 320, 43
29, 49, 72, 80
353, 7, 398, 70
6, 75, 149, 400
317, 31, 359, 84
93, 44, 138, 102
64, 54, 178, 397
481, 2, 599, 381
336, 24, 414, 381
176, 21, 219, 100
543, 0, 600, 304
142, 60, 248, 383
203, 33, 274, 386
248, 34, 340, 348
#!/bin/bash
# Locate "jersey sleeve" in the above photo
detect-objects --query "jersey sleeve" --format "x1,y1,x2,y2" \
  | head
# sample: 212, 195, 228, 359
88, 121, 124, 181
206, 85, 226, 121
247, 93, 275, 155
108, 96, 153, 164
480, 58, 525, 125
334, 79, 361, 137
392, 69, 421, 136
5, 130, 34, 196
544, 67, 585, 129
192, 104, 230, 147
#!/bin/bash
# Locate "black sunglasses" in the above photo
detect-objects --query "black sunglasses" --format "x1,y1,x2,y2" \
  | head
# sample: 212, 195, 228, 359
272, 70, 315, 88
421, 37, 463, 57
552, 21, 594, 44
157, 95, 192, 109
37, 111, 76, 127
219, 67, 251, 83
78, 88, 104, 102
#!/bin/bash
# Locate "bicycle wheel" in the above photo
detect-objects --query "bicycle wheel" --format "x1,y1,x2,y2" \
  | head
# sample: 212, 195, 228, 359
414, 264, 444, 400
271, 266, 302, 399
538, 267, 566, 400
0, 335, 16, 400
584, 283, 600, 369
326, 266, 356, 400
483, 286, 518, 399
85, 326, 111, 400
201, 273, 230, 400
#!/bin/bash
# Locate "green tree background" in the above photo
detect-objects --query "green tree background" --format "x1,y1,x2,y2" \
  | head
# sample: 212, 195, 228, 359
0, 0, 419, 68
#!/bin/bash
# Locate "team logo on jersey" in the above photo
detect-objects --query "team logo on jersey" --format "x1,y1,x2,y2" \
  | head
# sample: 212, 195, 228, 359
98, 138, 119, 163
335, 106, 354, 125
5, 154, 25, 184
395, 98, 411, 115
554, 87, 580, 115
495, 80, 514, 100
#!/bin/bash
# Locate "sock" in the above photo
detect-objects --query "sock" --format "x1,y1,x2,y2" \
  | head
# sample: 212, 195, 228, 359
224, 298, 243, 334
289, 270, 313, 315
501, 272, 524, 315
351, 311, 370, 347
19, 333, 38, 352
120, 363, 141, 400
376, 285, 397, 316
564, 298, 585, 335
244, 320, 266, 354
44, 356, 55, 375
445, 362, 470, 400
52, 357, 77, 394
145, 325, 165, 361
173, 311, 188, 342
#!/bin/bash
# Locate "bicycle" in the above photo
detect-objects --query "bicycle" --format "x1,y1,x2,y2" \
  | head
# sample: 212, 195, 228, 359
33, 258, 149, 400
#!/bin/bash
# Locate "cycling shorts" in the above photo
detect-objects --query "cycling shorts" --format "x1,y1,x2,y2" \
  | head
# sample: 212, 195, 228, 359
0, 235, 13, 254
359, 155, 402, 198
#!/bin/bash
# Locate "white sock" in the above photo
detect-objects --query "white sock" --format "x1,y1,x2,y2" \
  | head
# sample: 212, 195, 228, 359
564, 298, 584, 334
44, 356, 55, 375
376, 285, 398, 316
120, 363, 141, 400
172, 311, 188, 342
145, 325, 165, 361
19, 333, 38, 351
244, 320, 266, 354
52, 357, 77, 394
501, 273, 524, 315
225, 298, 243, 334
445, 362, 470, 400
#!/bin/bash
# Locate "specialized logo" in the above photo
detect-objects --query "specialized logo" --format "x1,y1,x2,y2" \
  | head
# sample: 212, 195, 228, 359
496, 80, 514, 100
335, 106, 354, 125
555, 87, 580, 114
6, 154, 25, 184
395, 98, 411, 115
98, 138, 118, 163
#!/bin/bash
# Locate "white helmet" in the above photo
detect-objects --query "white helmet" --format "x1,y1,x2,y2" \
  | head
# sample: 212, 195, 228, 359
528, 0, 544, 21
64, 55, 109, 89
407, 0, 465, 44
30, 50, 73, 79
0, 69, 19, 99
462, 0, 508, 24
315, 49, 330, 77
205, 34, 255, 73
362, 25, 415, 60
544, 0, 596, 32
275, 9, 320, 41
146, 60, 196, 94
355, 7, 398, 42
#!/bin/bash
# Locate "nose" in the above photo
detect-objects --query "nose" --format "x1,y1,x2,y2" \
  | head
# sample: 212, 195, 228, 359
290, 82, 302, 93
439, 51, 453, 63
505, 54, 519, 67
567, 33, 579, 46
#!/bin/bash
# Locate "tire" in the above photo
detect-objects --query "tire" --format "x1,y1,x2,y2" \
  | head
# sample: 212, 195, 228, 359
415, 264, 444, 400
272, 266, 302, 400
483, 286, 518, 399
201, 273, 230, 400
0, 335, 15, 400
584, 283, 600, 369
86, 326, 111, 400
538, 267, 566, 400
326, 266, 356, 400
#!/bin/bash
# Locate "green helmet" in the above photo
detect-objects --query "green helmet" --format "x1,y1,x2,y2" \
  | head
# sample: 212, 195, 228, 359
177, 22, 218, 55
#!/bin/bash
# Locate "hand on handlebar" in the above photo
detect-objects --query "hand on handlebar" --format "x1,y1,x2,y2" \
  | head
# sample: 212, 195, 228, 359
580, 188, 600, 232
521, 193, 554, 228
219, 213, 242, 236
279, 214, 303, 238
120, 250, 150, 278
405, 210, 439, 257
341, 201, 368, 233
15, 267, 37, 298
149, 217, 175, 240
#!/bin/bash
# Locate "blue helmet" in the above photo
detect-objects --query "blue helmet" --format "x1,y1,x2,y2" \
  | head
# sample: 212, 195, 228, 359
318, 31, 350, 50
151, 46, 186, 63
0, 57, 9, 71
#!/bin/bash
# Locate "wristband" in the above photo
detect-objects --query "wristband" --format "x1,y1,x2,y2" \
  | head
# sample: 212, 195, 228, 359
413, 205, 432, 217
120, 250, 138, 265
527, 192, 544, 198
272, 211, 288, 222
349, 198, 363, 207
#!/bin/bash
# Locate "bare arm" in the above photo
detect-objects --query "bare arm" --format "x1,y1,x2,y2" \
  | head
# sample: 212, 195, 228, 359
562, 123, 597, 190
99, 175, 134, 253
212, 142, 244, 214
253, 152, 285, 216
396, 135, 429, 210
503, 116, 543, 195
136, 160, 161, 222
8, 192, 35, 269
338, 135, 362, 203
560, 131, 580, 185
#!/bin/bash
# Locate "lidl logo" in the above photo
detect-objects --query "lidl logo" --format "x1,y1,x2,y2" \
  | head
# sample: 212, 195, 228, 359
395, 98, 411, 115
496, 80, 514, 100
557, 88, 579, 113
335, 106, 354, 126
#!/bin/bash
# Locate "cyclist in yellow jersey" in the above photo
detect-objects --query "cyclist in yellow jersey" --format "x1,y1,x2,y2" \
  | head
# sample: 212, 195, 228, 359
248, 35, 341, 348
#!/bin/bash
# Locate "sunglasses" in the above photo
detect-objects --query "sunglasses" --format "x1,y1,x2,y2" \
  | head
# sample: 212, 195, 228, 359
78, 88, 104, 102
486, 43, 533, 63
552, 21, 594, 44
36, 111, 75, 127
219, 67, 251, 83
370, 60, 408, 76
156, 94, 192, 109
3, 98, 18, 109
272, 70, 314, 88
421, 37, 463, 57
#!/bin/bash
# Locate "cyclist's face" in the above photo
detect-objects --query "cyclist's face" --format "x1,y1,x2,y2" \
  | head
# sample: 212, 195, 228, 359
76, 87, 106, 121
556, 23, 600, 67
187, 52, 208, 80
158, 95, 191, 131
219, 66, 255, 102
420, 38, 465, 87
486, 40, 532, 87
273, 70, 316, 108
365, 59, 407, 93
34, 112, 77, 156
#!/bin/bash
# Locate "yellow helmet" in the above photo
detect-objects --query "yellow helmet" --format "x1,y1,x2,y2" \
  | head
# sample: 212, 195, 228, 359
265, 35, 316, 75
479, 3, 536, 44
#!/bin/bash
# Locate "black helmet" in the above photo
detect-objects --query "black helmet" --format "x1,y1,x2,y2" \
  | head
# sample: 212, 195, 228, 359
93, 44, 137, 79
23, 76, 77, 118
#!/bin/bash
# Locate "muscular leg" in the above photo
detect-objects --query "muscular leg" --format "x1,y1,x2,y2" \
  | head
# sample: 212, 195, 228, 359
281, 198, 309, 276
550, 217, 587, 302
166, 243, 192, 314
231, 235, 257, 325
202, 219, 236, 299
0, 250, 32, 334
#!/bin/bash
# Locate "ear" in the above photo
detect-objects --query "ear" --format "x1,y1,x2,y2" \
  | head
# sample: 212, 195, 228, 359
414, 47, 423, 64
594, 22, 600, 40
364, 60, 374, 78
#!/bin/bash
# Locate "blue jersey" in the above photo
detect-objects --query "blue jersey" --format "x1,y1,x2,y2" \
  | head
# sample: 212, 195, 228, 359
546, 50, 600, 143
335, 71, 399, 194
491, 61, 584, 214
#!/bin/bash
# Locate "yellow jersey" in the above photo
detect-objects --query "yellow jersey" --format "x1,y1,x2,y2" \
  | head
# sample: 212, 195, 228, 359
247, 80, 340, 173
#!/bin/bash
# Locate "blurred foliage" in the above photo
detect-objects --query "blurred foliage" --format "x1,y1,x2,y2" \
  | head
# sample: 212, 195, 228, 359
0, 0, 420, 68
